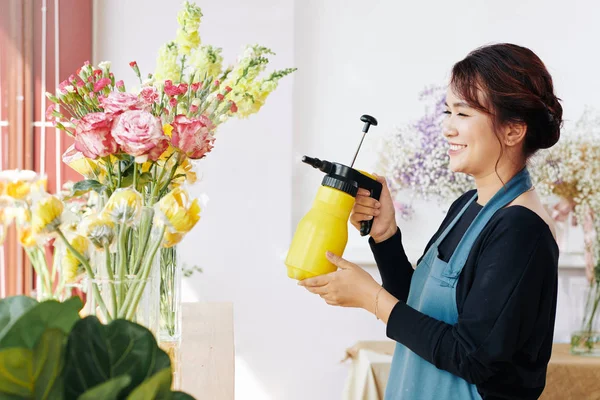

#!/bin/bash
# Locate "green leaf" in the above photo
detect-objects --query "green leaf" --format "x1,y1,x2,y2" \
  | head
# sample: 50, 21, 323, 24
0, 296, 38, 343
69, 179, 106, 198
0, 329, 66, 400
63, 317, 171, 399
77, 376, 131, 400
0, 297, 82, 350
171, 392, 196, 400
126, 368, 171, 400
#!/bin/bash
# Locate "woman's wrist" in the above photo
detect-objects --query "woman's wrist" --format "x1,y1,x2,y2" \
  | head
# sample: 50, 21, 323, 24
371, 225, 398, 243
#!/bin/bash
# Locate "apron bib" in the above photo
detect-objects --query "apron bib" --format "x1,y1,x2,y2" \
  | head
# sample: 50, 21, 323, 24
384, 168, 533, 400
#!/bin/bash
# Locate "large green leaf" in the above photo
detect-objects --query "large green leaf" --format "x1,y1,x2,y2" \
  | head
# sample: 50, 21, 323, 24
63, 317, 171, 399
68, 179, 106, 199
0, 329, 65, 400
0, 296, 38, 342
77, 376, 131, 400
170, 392, 196, 400
126, 368, 171, 400
0, 297, 82, 350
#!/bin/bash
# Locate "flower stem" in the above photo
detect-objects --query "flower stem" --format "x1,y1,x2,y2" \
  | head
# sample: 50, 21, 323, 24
123, 225, 165, 320
56, 228, 112, 322
104, 243, 118, 318
133, 163, 138, 191
117, 223, 129, 307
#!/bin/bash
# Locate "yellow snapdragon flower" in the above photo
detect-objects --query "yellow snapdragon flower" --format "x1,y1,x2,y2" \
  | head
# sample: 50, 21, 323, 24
190, 45, 223, 80
176, 1, 203, 55
154, 42, 180, 82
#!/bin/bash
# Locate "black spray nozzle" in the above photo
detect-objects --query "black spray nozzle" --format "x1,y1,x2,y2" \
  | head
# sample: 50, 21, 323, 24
301, 156, 335, 174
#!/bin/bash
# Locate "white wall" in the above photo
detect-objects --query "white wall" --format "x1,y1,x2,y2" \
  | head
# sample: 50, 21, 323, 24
96, 0, 600, 399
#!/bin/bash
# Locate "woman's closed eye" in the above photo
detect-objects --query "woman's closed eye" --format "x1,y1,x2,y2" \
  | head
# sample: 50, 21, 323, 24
443, 110, 469, 117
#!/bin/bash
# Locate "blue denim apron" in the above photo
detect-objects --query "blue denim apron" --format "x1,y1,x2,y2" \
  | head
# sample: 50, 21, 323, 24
384, 168, 533, 400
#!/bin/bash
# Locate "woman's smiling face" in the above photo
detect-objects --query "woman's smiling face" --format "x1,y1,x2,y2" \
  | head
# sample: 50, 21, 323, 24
442, 86, 503, 179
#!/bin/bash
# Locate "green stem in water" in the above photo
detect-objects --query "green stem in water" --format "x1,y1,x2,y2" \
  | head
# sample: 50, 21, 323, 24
104, 243, 118, 318
56, 228, 113, 322
123, 225, 166, 320
117, 224, 129, 307
585, 282, 600, 335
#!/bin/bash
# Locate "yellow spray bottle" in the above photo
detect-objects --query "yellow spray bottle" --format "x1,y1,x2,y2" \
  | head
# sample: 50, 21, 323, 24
285, 115, 382, 280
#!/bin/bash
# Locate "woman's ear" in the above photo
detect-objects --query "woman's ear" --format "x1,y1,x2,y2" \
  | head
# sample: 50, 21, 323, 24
503, 122, 527, 147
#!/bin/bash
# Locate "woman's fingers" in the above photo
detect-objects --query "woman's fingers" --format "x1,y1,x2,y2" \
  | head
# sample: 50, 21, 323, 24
353, 204, 380, 216
355, 194, 380, 208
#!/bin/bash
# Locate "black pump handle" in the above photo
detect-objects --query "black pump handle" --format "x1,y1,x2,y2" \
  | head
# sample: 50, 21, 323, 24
355, 172, 382, 236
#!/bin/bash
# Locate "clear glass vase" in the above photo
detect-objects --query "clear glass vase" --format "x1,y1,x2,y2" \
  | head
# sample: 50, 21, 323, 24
85, 245, 160, 335
571, 281, 600, 356
159, 246, 182, 342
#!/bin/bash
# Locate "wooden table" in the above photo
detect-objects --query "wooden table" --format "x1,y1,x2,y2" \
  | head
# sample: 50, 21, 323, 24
181, 302, 234, 400
343, 342, 600, 400
541, 343, 600, 400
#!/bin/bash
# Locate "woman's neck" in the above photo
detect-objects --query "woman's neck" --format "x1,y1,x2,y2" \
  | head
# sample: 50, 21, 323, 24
474, 163, 525, 206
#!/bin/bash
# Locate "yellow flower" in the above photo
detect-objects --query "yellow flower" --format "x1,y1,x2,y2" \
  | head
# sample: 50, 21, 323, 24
163, 124, 174, 138
189, 45, 223, 80
104, 189, 142, 223
82, 213, 115, 249
18, 225, 37, 248
62, 235, 89, 283
0, 169, 45, 200
154, 42, 180, 83
157, 188, 201, 233
171, 158, 197, 187
162, 230, 184, 248
62, 144, 103, 179
31, 196, 64, 235
175, 1, 203, 55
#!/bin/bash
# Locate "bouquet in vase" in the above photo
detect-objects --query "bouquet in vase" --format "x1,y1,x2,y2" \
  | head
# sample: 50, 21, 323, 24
37, 0, 296, 341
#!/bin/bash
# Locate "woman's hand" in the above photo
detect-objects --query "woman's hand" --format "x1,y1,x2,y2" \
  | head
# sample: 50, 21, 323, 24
350, 174, 397, 243
298, 251, 381, 311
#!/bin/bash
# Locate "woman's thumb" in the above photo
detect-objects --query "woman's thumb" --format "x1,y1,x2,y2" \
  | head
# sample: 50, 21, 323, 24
372, 172, 387, 185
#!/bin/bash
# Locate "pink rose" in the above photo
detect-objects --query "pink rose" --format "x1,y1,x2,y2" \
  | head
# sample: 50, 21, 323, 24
111, 110, 168, 162
100, 92, 142, 115
191, 82, 201, 91
94, 77, 111, 92
140, 87, 159, 104
171, 114, 215, 160
74, 112, 118, 159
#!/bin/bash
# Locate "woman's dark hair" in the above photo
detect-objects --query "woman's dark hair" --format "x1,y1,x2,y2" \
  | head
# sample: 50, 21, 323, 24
450, 43, 562, 159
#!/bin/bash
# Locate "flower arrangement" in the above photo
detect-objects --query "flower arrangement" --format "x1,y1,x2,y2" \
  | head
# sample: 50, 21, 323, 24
0, 0, 296, 335
530, 106, 600, 353
378, 85, 474, 219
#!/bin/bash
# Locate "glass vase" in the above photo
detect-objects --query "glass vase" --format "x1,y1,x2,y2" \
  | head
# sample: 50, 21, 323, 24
85, 247, 160, 335
571, 280, 600, 356
158, 246, 182, 390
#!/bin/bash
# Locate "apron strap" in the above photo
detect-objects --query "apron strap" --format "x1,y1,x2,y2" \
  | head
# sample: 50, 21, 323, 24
439, 168, 533, 285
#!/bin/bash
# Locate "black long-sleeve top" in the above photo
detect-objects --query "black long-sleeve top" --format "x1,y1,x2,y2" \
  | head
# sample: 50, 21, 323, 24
369, 189, 559, 400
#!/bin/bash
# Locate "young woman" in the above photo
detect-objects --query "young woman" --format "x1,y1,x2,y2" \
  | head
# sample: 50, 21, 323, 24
299, 43, 561, 399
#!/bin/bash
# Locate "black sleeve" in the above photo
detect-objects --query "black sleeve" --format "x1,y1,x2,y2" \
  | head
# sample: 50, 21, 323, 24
385, 211, 559, 385
368, 228, 414, 301
368, 190, 476, 302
